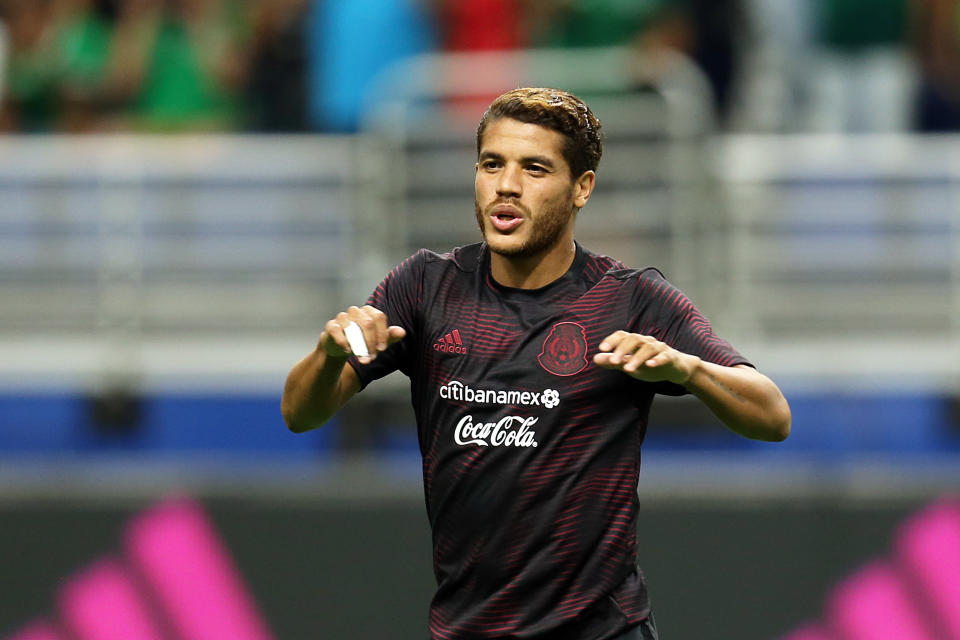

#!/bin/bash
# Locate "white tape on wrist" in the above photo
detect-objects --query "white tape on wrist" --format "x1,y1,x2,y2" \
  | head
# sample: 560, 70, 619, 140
344, 321, 369, 357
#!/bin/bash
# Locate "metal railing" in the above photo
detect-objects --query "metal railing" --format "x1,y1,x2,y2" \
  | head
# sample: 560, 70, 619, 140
715, 134, 960, 390
0, 134, 958, 390
0, 135, 366, 390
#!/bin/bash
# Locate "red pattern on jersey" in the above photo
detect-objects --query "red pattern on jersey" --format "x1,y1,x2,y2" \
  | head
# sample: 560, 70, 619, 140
350, 243, 750, 639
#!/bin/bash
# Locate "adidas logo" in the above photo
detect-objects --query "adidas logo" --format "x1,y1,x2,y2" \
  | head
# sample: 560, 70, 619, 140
434, 329, 467, 355
7, 498, 276, 640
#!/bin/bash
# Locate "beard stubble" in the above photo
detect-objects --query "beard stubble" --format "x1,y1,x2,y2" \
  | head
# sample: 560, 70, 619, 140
474, 195, 577, 258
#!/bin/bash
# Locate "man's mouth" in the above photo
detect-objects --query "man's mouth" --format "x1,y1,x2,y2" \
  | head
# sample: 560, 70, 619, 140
489, 206, 524, 233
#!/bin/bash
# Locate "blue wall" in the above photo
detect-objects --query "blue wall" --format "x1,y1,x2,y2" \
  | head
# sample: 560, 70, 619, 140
0, 392, 334, 456
1, 391, 958, 458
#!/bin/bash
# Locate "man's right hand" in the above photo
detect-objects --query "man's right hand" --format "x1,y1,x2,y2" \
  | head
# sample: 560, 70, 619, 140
320, 305, 407, 364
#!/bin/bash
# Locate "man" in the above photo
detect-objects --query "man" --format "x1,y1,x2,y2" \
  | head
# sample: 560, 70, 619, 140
282, 87, 791, 640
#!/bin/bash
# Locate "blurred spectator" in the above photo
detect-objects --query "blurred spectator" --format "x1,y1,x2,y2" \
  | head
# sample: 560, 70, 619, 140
682, 0, 750, 125
0, 7, 11, 122
534, 0, 750, 128
246, 0, 308, 132
535, 0, 667, 49
818, 0, 907, 51
433, 0, 524, 51
106, 0, 248, 132
244, 0, 309, 132
805, 0, 914, 131
57, 0, 116, 131
0, 0, 61, 131
736, 0, 816, 131
429, 0, 527, 124
0, 0, 114, 132
910, 0, 960, 131
308, 0, 436, 132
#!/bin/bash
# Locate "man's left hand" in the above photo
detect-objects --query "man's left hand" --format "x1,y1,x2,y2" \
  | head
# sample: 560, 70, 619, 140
593, 331, 700, 385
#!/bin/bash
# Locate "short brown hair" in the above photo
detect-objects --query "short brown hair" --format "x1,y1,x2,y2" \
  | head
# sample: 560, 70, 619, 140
476, 87, 603, 178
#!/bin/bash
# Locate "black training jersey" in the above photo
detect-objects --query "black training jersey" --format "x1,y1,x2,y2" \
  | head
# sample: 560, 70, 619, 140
349, 242, 750, 640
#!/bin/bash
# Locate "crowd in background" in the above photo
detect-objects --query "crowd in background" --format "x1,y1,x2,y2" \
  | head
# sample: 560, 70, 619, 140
0, 0, 308, 132
0, 0, 958, 134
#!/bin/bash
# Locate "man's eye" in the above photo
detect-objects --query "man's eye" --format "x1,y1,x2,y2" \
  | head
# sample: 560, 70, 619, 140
527, 165, 546, 174
481, 160, 500, 170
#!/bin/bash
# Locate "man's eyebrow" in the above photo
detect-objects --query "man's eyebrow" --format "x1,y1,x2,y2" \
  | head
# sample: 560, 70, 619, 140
478, 151, 557, 168
523, 155, 556, 168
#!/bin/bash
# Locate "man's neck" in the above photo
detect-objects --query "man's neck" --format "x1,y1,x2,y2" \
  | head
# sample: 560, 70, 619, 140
490, 239, 577, 290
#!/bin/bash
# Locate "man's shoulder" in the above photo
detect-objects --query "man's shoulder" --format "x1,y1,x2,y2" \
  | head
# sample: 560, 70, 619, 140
606, 266, 668, 282
415, 242, 484, 274
579, 246, 667, 284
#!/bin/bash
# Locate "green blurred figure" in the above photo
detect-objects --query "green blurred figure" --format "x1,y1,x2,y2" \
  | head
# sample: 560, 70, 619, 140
109, 0, 248, 132
0, 0, 113, 131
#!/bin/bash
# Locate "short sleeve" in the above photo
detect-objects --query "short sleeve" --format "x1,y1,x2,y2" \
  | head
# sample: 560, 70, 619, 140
632, 269, 752, 396
347, 251, 426, 389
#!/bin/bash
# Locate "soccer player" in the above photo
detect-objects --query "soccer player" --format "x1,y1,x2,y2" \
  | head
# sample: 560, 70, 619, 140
282, 87, 791, 640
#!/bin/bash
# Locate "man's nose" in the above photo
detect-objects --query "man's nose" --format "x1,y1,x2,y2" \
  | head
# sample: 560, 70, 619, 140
496, 165, 522, 197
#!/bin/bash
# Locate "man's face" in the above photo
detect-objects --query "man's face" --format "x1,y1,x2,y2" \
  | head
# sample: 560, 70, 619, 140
475, 118, 593, 258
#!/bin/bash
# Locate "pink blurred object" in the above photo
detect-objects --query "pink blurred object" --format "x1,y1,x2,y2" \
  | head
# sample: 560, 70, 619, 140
895, 499, 960, 639
124, 498, 274, 640
6, 621, 63, 640
58, 558, 165, 640
826, 560, 936, 640
779, 624, 835, 640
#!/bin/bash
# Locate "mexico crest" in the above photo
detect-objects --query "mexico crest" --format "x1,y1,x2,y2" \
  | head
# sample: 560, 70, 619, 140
538, 322, 589, 376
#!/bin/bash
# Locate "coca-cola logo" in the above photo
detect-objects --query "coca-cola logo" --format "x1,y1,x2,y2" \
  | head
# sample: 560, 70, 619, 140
454, 415, 539, 448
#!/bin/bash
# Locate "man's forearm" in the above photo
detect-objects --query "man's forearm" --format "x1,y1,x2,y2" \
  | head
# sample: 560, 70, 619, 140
281, 349, 351, 433
283, 306, 403, 433
684, 360, 791, 441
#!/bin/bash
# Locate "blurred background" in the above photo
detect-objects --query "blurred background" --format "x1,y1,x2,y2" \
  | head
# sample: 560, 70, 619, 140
1, 0, 960, 639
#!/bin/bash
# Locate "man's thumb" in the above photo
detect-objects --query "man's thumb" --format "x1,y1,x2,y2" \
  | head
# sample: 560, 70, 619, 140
387, 326, 407, 344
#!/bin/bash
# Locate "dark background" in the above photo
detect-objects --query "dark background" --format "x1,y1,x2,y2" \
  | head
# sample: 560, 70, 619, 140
0, 494, 921, 640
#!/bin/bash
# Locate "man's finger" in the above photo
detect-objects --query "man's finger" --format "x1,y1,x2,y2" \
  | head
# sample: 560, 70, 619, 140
593, 352, 622, 369
347, 306, 380, 360
643, 353, 668, 367
597, 330, 630, 352
623, 342, 660, 371
322, 319, 351, 356
610, 334, 648, 364
363, 305, 389, 351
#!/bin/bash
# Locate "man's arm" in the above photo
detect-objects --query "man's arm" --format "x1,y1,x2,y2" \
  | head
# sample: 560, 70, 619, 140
281, 305, 405, 433
594, 331, 791, 442
682, 362, 790, 441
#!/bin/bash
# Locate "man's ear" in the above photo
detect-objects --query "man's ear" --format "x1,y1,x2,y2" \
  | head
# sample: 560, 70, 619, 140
573, 171, 596, 209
